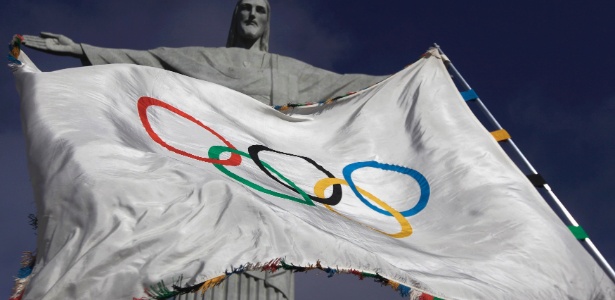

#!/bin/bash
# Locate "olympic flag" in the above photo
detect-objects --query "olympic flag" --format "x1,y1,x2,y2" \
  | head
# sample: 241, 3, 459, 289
9, 49, 614, 299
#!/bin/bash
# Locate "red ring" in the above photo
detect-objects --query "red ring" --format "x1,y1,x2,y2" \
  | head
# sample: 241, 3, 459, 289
137, 96, 241, 166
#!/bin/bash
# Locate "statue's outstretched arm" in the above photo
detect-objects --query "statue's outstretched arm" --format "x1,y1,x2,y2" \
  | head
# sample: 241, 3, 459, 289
22, 32, 84, 57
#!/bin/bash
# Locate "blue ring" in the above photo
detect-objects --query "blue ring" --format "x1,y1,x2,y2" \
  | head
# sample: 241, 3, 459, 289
342, 161, 430, 217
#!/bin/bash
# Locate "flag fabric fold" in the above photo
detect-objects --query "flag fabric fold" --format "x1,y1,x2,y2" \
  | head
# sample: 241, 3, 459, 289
10, 48, 614, 299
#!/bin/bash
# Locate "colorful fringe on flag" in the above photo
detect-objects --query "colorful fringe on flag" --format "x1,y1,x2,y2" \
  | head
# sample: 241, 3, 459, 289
8, 34, 23, 65
142, 258, 445, 300
9, 252, 36, 300
273, 91, 359, 111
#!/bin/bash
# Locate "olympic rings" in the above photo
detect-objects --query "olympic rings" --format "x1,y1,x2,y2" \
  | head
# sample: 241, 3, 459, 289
208, 146, 315, 206
138, 97, 241, 166
343, 161, 430, 217
248, 145, 342, 205
314, 178, 412, 238
137, 97, 431, 239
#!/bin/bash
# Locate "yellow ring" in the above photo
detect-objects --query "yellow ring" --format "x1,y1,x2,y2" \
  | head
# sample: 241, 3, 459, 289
314, 178, 413, 238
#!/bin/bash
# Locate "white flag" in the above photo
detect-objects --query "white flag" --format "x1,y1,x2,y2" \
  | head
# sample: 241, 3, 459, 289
11, 49, 614, 300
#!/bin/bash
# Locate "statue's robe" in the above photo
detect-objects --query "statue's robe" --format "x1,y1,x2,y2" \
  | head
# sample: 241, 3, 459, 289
82, 45, 387, 106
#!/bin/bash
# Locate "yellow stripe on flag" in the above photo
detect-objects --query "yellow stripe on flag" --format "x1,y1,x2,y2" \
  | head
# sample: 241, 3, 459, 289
491, 129, 511, 142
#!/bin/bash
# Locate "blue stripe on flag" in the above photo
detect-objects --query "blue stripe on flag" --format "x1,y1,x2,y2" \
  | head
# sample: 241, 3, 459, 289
461, 89, 478, 101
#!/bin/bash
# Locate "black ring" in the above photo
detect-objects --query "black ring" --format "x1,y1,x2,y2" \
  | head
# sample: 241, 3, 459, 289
248, 145, 342, 205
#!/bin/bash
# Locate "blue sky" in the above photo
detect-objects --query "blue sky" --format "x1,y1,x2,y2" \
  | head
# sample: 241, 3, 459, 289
1, 0, 614, 298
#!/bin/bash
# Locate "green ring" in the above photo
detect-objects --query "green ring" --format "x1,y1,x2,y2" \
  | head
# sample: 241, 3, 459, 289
208, 146, 315, 206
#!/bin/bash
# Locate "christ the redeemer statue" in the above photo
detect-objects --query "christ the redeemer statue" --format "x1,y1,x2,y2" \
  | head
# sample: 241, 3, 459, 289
22, 0, 386, 299
23, 0, 385, 107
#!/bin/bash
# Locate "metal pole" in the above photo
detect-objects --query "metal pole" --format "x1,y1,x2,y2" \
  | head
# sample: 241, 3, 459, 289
432, 43, 615, 283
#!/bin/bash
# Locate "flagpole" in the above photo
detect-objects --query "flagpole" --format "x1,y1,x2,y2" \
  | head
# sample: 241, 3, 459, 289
432, 43, 615, 284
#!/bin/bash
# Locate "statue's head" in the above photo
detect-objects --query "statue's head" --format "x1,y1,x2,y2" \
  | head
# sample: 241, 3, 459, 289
226, 0, 271, 52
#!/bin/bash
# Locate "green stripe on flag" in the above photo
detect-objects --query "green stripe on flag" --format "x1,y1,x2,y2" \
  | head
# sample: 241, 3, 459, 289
568, 225, 588, 240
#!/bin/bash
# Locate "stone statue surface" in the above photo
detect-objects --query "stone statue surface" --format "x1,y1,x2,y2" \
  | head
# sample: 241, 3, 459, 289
21, 0, 385, 299
23, 0, 385, 106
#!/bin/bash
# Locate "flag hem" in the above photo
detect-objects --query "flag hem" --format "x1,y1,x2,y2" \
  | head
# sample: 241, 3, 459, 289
140, 258, 446, 300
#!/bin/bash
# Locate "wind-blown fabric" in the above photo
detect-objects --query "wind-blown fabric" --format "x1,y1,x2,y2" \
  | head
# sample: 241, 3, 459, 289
11, 50, 614, 300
